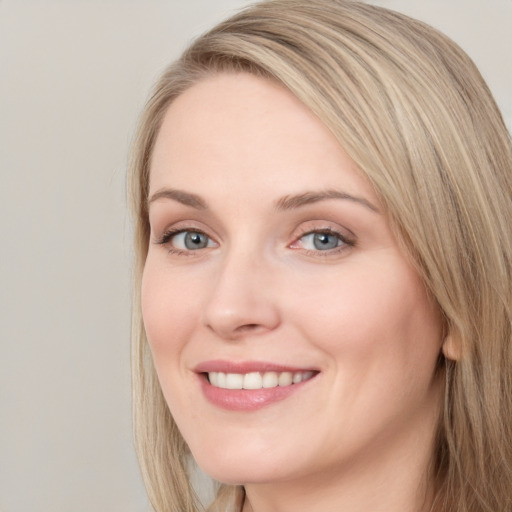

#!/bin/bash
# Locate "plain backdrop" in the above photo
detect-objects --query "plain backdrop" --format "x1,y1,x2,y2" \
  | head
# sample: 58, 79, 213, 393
1, 1, 510, 511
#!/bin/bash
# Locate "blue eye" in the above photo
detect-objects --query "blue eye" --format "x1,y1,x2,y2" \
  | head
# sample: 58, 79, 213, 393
300, 231, 344, 251
167, 230, 215, 250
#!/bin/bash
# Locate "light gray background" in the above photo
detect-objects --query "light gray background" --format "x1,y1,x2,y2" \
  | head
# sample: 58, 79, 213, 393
1, 1, 510, 511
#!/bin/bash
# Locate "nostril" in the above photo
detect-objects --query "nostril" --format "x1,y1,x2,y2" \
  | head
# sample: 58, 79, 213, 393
235, 323, 260, 333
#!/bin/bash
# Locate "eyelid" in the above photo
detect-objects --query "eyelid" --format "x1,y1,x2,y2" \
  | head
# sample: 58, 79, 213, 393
153, 225, 219, 255
289, 225, 356, 254
152, 217, 214, 243
152, 221, 355, 257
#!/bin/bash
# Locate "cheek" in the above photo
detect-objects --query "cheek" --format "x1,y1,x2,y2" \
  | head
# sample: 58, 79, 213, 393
293, 260, 443, 443
140, 259, 204, 420
141, 258, 199, 356
288, 257, 443, 371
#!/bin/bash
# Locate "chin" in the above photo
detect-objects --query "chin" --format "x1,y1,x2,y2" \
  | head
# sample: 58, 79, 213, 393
193, 452, 287, 486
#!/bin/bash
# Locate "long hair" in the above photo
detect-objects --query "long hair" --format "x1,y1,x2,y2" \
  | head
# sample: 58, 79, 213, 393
129, 1, 512, 510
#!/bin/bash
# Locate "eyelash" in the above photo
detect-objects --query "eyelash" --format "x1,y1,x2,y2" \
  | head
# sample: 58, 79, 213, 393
155, 228, 214, 256
154, 226, 355, 257
292, 227, 355, 256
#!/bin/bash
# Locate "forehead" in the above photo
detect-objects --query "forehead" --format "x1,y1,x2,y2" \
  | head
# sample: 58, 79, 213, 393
149, 72, 376, 204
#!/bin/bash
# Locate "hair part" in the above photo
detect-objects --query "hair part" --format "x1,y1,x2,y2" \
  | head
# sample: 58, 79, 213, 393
129, 1, 512, 510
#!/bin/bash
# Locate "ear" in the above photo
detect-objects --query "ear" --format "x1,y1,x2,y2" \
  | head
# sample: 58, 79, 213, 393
442, 332, 462, 361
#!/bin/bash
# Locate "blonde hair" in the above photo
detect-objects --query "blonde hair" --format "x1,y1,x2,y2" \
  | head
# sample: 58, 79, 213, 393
129, 1, 512, 511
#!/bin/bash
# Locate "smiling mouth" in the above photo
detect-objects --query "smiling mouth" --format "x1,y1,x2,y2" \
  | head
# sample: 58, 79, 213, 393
206, 370, 317, 390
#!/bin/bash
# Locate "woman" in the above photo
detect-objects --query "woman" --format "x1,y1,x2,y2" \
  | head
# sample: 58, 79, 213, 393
129, 1, 512, 511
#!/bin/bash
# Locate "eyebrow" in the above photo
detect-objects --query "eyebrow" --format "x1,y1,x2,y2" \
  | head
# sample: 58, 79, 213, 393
148, 188, 207, 210
147, 187, 379, 213
275, 190, 379, 213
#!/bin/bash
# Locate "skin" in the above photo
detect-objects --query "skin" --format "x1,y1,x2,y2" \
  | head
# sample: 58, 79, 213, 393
142, 73, 445, 512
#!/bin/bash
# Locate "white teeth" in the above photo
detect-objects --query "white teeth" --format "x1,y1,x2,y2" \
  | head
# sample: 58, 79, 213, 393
207, 370, 315, 390
278, 372, 293, 386
225, 373, 244, 389
243, 372, 263, 389
262, 371, 278, 388
217, 371, 226, 388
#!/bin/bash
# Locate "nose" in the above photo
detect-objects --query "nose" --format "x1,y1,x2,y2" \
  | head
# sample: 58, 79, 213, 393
201, 249, 281, 340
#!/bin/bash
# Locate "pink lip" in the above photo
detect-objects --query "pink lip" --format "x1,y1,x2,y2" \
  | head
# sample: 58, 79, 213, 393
194, 360, 319, 412
194, 360, 315, 374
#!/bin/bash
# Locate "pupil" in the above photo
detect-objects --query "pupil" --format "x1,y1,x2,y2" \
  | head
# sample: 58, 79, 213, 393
314, 233, 338, 250
185, 232, 207, 249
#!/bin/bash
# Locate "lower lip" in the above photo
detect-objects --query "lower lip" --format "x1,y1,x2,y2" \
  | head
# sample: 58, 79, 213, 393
199, 374, 316, 411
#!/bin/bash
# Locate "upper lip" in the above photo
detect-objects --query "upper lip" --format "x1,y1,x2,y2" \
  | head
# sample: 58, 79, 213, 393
194, 360, 319, 374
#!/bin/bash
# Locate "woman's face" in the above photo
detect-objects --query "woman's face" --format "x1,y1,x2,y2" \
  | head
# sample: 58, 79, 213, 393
142, 73, 444, 487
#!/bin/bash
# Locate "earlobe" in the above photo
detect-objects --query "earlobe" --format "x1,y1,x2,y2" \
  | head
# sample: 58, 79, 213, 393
442, 332, 462, 361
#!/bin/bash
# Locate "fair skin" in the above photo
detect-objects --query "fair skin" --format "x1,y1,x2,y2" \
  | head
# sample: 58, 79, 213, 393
142, 73, 445, 512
